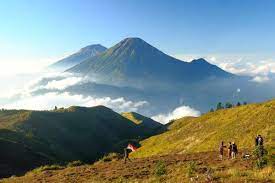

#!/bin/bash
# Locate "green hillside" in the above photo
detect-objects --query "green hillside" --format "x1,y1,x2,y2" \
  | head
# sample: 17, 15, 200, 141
121, 112, 164, 135
132, 99, 275, 158
0, 106, 155, 178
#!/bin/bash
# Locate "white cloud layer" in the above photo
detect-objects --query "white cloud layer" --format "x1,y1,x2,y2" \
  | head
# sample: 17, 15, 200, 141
2, 92, 148, 113
174, 54, 275, 83
152, 105, 201, 124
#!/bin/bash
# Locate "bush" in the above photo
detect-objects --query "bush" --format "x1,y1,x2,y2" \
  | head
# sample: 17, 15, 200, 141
255, 157, 268, 169
187, 161, 197, 177
253, 145, 268, 169
67, 160, 84, 167
154, 160, 166, 176
100, 152, 120, 162
32, 164, 64, 173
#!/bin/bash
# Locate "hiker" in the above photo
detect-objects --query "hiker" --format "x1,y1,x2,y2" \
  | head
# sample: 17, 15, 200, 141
231, 142, 238, 159
255, 135, 259, 146
227, 142, 232, 159
255, 135, 264, 157
124, 148, 131, 163
219, 141, 226, 160
258, 135, 264, 146
123, 143, 137, 163
255, 134, 264, 146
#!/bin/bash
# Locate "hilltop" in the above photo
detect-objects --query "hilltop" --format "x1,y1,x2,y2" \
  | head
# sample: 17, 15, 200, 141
1, 100, 274, 182
0, 106, 162, 178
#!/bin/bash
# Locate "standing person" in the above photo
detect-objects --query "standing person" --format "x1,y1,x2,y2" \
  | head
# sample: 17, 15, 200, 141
257, 135, 264, 157
123, 148, 131, 163
227, 142, 232, 159
219, 141, 226, 160
231, 142, 238, 159
255, 135, 259, 146
258, 135, 264, 146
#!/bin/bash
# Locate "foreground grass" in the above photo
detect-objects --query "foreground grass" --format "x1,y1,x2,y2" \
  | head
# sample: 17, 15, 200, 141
1, 152, 274, 183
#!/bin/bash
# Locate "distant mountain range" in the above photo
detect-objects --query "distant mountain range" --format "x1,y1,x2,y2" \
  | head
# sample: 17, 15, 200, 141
67, 38, 234, 88
50, 44, 107, 70
41, 37, 275, 114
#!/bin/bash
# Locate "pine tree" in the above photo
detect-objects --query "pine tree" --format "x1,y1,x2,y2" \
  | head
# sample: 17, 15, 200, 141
225, 102, 233, 108
216, 102, 224, 110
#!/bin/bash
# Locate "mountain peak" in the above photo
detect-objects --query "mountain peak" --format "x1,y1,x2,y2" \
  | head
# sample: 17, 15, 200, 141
190, 58, 210, 64
79, 44, 106, 52
115, 37, 149, 49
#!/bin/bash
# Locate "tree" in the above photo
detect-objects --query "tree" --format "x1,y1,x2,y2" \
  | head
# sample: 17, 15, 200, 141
243, 101, 247, 105
54, 106, 58, 110
216, 102, 224, 110
236, 102, 241, 106
210, 108, 214, 112
225, 102, 233, 108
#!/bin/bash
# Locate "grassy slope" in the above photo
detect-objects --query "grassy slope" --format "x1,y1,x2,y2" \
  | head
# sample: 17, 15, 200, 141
132, 99, 275, 158
0, 106, 153, 178
1, 100, 275, 182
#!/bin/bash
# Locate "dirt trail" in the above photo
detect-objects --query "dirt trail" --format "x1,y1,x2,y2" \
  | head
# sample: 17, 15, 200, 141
0, 152, 258, 183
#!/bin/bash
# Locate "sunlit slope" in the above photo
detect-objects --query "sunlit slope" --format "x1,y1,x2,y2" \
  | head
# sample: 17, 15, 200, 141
132, 99, 275, 158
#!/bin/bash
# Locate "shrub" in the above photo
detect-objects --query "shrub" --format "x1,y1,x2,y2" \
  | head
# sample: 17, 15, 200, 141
187, 161, 197, 177
67, 160, 84, 167
154, 160, 166, 176
32, 164, 64, 173
253, 146, 268, 169
255, 157, 268, 169
100, 152, 120, 162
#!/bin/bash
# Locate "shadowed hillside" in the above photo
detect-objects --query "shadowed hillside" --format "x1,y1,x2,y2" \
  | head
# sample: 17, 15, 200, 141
0, 106, 162, 178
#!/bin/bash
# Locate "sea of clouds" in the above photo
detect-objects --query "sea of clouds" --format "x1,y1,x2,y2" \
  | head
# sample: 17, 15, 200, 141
1, 54, 274, 124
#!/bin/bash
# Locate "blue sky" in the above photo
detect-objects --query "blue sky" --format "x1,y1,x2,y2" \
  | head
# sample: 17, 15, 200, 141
0, 0, 275, 112
1, 0, 275, 57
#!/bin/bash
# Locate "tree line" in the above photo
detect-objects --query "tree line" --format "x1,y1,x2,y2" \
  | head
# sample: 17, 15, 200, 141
210, 101, 248, 112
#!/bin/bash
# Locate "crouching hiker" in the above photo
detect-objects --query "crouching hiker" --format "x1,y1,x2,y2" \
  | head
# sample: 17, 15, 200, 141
219, 141, 226, 160
124, 148, 131, 163
124, 143, 137, 163
231, 142, 238, 159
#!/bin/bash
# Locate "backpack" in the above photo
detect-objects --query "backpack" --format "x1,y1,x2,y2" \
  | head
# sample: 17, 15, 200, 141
231, 144, 237, 152
258, 137, 263, 145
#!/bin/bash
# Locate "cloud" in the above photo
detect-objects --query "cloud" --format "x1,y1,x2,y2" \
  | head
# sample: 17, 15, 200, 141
251, 76, 270, 83
44, 77, 83, 90
152, 105, 201, 124
2, 92, 149, 112
174, 53, 275, 83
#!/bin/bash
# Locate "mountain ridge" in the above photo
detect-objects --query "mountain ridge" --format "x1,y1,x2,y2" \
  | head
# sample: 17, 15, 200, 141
50, 44, 107, 70
67, 37, 234, 88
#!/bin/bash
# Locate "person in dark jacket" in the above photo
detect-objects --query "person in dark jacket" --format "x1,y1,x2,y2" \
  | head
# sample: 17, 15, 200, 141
255, 135, 259, 146
258, 135, 264, 146
219, 141, 226, 160
231, 142, 238, 159
227, 142, 232, 159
